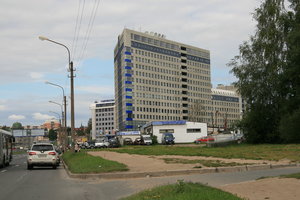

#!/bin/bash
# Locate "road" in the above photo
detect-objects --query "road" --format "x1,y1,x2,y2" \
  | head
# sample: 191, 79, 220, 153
1, 154, 300, 200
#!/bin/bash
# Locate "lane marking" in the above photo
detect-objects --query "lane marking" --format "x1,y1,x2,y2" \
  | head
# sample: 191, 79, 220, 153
1, 170, 7, 173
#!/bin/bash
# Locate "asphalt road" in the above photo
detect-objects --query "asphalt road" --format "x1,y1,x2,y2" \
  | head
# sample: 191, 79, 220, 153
1, 154, 300, 200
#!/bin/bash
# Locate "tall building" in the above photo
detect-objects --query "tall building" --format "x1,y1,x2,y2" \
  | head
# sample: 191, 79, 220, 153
90, 99, 115, 139
114, 29, 212, 131
211, 84, 242, 131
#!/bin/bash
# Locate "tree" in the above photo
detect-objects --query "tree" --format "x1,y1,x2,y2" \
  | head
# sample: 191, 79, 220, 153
228, 0, 287, 143
1, 125, 11, 131
188, 100, 205, 122
279, 1, 300, 142
12, 122, 23, 130
85, 118, 92, 136
48, 129, 57, 141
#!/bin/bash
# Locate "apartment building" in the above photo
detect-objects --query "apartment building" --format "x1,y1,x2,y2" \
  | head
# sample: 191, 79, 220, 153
90, 99, 115, 139
211, 84, 242, 131
114, 29, 212, 131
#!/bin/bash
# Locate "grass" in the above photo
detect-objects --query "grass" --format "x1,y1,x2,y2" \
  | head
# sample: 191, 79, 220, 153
13, 150, 27, 155
121, 180, 243, 200
257, 172, 300, 180
162, 158, 252, 167
108, 144, 300, 162
281, 172, 300, 179
62, 151, 128, 174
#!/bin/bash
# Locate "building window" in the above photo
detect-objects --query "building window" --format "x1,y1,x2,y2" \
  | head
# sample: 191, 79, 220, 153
187, 129, 201, 133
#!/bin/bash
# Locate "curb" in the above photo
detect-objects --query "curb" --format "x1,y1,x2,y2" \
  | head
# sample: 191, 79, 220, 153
62, 161, 299, 180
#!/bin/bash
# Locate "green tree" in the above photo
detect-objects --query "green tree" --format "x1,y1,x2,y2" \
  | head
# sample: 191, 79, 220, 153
12, 122, 23, 130
279, 1, 300, 142
48, 129, 57, 141
85, 118, 92, 136
228, 0, 287, 143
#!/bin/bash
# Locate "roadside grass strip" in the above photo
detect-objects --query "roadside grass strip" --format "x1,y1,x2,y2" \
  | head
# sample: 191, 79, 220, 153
110, 144, 300, 162
161, 158, 253, 168
62, 151, 128, 174
121, 181, 243, 200
281, 172, 300, 179
258, 172, 300, 180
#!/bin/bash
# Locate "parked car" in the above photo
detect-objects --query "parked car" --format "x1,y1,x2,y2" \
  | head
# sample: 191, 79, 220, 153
95, 138, 109, 148
123, 138, 133, 145
141, 135, 152, 145
27, 143, 57, 170
194, 136, 215, 143
108, 137, 120, 148
133, 138, 143, 145
162, 133, 175, 145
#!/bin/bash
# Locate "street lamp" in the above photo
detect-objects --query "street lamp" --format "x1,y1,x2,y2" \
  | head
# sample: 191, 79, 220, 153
49, 101, 64, 146
49, 111, 61, 123
39, 36, 75, 148
45, 81, 67, 129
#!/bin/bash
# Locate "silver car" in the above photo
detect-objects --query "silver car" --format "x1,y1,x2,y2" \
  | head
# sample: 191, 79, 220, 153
27, 143, 57, 170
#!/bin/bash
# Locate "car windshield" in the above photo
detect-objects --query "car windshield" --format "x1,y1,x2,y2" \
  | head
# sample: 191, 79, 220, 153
165, 135, 173, 139
32, 145, 54, 151
143, 136, 151, 140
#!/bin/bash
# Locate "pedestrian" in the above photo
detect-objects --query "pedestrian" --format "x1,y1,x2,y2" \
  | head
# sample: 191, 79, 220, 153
75, 143, 80, 153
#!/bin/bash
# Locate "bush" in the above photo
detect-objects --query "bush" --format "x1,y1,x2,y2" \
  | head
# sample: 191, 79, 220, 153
279, 108, 300, 143
151, 135, 158, 144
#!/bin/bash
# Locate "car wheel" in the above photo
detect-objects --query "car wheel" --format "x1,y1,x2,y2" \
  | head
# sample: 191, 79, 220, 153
0, 157, 5, 168
53, 165, 57, 169
27, 164, 33, 170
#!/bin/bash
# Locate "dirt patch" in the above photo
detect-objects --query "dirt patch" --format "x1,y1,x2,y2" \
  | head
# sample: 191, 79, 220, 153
88, 151, 290, 172
220, 177, 300, 200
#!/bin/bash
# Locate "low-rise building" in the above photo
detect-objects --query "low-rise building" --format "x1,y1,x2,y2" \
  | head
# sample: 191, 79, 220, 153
143, 120, 207, 143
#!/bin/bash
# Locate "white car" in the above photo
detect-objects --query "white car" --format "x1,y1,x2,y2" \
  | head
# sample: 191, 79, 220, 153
27, 143, 57, 170
95, 138, 109, 148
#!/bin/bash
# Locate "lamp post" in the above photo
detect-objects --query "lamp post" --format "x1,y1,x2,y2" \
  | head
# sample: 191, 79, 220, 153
49, 111, 63, 145
39, 36, 75, 148
49, 111, 61, 125
49, 101, 64, 146
45, 81, 67, 129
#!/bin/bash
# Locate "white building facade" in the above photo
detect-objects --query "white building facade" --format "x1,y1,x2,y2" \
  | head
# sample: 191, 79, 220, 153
211, 85, 242, 131
143, 121, 207, 143
114, 29, 212, 131
90, 99, 115, 139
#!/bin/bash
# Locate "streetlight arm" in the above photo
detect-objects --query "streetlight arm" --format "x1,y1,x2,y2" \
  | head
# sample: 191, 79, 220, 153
45, 81, 65, 97
49, 100, 63, 111
39, 36, 71, 69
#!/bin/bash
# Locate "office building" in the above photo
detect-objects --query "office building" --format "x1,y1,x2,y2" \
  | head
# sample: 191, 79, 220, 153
114, 29, 212, 131
211, 84, 242, 131
90, 99, 115, 139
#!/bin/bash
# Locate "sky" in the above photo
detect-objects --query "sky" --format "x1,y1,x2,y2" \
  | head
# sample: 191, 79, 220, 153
0, 0, 260, 127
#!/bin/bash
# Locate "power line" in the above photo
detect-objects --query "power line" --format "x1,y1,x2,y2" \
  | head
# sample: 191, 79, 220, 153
71, 0, 82, 61
77, 0, 100, 67
72, 0, 86, 62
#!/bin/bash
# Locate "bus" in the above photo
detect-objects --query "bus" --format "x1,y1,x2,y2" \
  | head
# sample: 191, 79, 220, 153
0, 129, 14, 168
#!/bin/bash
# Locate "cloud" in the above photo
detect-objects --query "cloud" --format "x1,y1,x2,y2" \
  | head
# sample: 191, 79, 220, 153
76, 85, 114, 95
32, 113, 55, 121
8, 114, 26, 120
29, 72, 44, 80
0, 105, 6, 111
